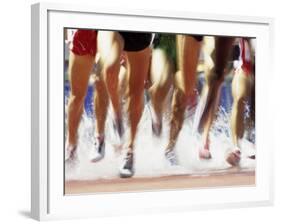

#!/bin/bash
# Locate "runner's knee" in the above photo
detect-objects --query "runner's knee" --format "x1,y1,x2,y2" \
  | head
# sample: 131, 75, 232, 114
69, 93, 85, 108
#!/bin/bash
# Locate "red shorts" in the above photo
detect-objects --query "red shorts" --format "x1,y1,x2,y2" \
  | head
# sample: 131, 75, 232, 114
240, 38, 252, 75
70, 29, 97, 57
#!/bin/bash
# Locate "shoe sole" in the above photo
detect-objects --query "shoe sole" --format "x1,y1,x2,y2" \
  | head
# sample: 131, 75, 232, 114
119, 170, 135, 178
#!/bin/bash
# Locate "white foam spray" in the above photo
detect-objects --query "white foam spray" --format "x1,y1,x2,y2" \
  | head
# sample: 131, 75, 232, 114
65, 101, 255, 181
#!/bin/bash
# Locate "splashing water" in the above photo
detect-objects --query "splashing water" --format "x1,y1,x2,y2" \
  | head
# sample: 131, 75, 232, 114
65, 94, 256, 181
192, 90, 208, 135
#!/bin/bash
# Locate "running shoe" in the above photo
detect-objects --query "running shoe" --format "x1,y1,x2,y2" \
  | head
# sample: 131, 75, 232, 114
165, 149, 178, 166
248, 155, 256, 160
65, 144, 77, 162
90, 136, 105, 163
119, 151, 135, 178
226, 149, 241, 166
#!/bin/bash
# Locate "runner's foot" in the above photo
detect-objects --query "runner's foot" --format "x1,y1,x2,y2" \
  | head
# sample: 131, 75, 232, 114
65, 144, 77, 162
165, 148, 178, 166
199, 139, 211, 159
90, 136, 105, 162
226, 148, 241, 166
119, 150, 135, 178
199, 147, 212, 159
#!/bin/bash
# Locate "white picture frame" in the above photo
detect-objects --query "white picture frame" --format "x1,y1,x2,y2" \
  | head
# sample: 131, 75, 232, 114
31, 2, 274, 221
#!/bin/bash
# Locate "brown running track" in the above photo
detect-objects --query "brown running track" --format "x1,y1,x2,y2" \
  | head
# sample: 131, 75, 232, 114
65, 169, 255, 195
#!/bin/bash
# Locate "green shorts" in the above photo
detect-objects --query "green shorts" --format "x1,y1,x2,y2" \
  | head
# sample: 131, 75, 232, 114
153, 34, 177, 69
153, 34, 203, 70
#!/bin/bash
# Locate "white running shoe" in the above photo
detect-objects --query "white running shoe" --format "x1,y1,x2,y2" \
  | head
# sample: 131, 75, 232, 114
65, 144, 77, 162
65, 144, 78, 169
90, 137, 105, 163
119, 151, 135, 178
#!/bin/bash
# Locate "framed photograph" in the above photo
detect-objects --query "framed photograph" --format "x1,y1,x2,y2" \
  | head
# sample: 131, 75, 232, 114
31, 2, 274, 221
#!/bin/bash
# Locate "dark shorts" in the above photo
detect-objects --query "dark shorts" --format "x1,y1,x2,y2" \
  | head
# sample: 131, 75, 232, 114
191, 35, 203, 42
70, 29, 97, 56
119, 32, 152, 52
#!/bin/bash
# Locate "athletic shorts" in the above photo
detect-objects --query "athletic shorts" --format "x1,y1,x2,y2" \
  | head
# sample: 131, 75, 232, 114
153, 34, 177, 68
191, 35, 203, 42
70, 29, 97, 56
119, 32, 153, 52
233, 38, 252, 75
153, 34, 203, 69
